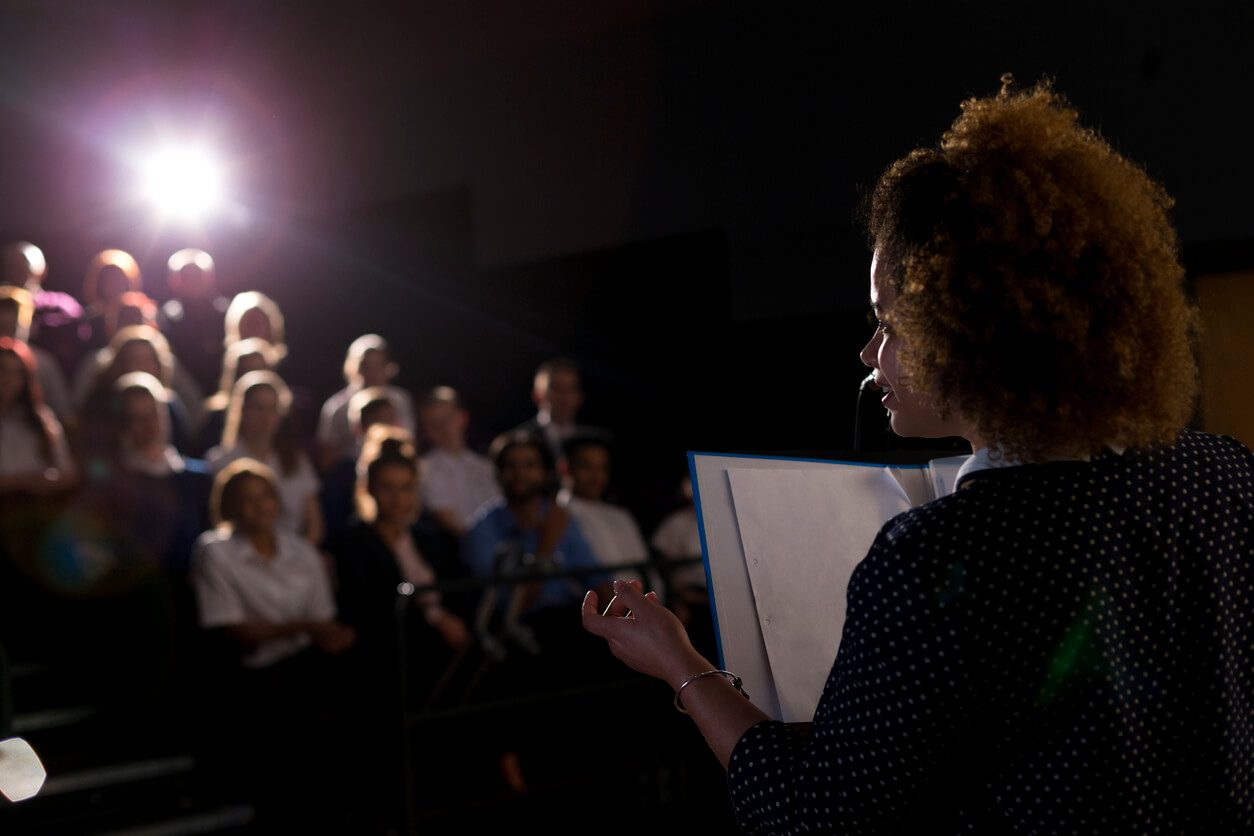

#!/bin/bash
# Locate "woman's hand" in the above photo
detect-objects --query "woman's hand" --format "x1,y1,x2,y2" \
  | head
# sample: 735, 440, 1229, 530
310, 620, 356, 655
581, 579, 711, 689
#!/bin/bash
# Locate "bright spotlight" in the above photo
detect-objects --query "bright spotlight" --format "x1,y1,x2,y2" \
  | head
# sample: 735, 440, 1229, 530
139, 145, 225, 222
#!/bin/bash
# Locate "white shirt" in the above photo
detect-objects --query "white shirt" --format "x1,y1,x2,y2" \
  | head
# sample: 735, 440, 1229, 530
205, 445, 320, 536
316, 383, 415, 453
562, 494, 649, 568
190, 528, 336, 668
421, 447, 502, 528
0, 407, 73, 477
651, 506, 706, 590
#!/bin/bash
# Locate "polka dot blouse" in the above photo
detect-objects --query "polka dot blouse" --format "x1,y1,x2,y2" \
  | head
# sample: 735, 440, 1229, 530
727, 430, 1253, 834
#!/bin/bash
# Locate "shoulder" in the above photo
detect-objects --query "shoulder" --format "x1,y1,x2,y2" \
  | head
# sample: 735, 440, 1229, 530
192, 528, 235, 560
466, 498, 508, 531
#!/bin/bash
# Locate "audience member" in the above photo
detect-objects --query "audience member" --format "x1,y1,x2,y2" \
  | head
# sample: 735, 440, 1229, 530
317, 334, 415, 470
319, 386, 403, 544
513, 356, 590, 468
223, 291, 287, 357
418, 385, 501, 536
333, 426, 471, 679
557, 435, 650, 573
189, 458, 354, 828
160, 249, 230, 393
198, 337, 284, 455
0, 286, 72, 421
0, 337, 76, 499
206, 371, 323, 545
80, 249, 143, 354
75, 372, 213, 577
1, 241, 46, 292
462, 431, 612, 651
74, 325, 194, 454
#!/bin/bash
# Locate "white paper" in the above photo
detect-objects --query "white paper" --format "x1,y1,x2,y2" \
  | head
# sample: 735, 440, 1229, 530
727, 466, 912, 722
0, 737, 46, 802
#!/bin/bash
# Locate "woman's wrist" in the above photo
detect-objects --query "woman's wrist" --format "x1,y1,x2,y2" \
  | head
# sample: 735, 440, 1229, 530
666, 650, 715, 692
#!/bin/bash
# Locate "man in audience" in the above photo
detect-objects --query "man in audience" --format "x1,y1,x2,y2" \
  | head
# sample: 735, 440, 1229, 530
513, 357, 588, 468
3, 241, 84, 381
462, 432, 612, 650
419, 385, 501, 536
557, 435, 650, 576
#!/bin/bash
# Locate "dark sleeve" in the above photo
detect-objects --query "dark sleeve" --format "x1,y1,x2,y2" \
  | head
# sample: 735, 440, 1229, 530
726, 523, 972, 835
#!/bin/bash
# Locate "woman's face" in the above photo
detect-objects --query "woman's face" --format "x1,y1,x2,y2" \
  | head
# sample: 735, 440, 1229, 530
0, 351, 27, 407
238, 308, 272, 342
122, 391, 164, 450
235, 475, 280, 534
859, 251, 966, 440
370, 462, 419, 525
240, 385, 283, 441
117, 342, 162, 380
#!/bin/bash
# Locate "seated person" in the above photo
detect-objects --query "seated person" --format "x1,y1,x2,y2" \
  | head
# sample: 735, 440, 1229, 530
462, 432, 612, 650
79, 249, 143, 354
159, 248, 230, 394
332, 426, 471, 675
0, 286, 71, 422
198, 337, 284, 456
75, 372, 212, 578
0, 337, 76, 500
317, 334, 416, 471
418, 385, 501, 536
512, 356, 593, 469
2, 241, 83, 382
189, 458, 355, 827
556, 435, 650, 573
319, 387, 403, 544
73, 325, 194, 454
222, 290, 288, 359
205, 371, 323, 545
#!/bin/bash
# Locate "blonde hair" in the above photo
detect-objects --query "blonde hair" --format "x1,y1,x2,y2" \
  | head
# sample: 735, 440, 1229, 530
0, 286, 35, 339
205, 338, 285, 412
220, 369, 293, 450
224, 291, 287, 355
100, 325, 174, 387
342, 334, 396, 384
83, 249, 142, 306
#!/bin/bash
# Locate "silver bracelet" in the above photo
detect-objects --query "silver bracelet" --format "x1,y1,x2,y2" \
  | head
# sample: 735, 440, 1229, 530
673, 669, 749, 714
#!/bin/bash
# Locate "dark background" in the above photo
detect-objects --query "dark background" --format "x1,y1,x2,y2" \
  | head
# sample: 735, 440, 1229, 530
2, 0, 1252, 525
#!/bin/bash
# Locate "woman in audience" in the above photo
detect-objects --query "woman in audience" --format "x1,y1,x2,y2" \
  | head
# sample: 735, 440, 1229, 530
206, 370, 324, 545
223, 291, 287, 358
333, 425, 471, 665
0, 337, 75, 499
0, 285, 72, 423
190, 458, 354, 828
317, 334, 415, 470
79, 249, 143, 354
198, 337, 284, 455
74, 325, 193, 453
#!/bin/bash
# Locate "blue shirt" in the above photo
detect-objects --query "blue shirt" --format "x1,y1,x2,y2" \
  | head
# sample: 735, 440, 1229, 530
462, 499, 609, 612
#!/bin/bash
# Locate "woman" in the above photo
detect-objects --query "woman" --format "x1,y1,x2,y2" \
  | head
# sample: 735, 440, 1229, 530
189, 459, 354, 827
0, 337, 75, 498
74, 325, 195, 453
333, 425, 471, 659
316, 334, 416, 470
222, 290, 287, 358
206, 370, 324, 544
583, 80, 1252, 833
198, 337, 284, 455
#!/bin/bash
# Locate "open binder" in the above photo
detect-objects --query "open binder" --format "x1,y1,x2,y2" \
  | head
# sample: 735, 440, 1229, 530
688, 451, 969, 722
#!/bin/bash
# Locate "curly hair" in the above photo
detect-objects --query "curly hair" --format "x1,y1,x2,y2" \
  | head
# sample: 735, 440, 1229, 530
866, 77, 1198, 462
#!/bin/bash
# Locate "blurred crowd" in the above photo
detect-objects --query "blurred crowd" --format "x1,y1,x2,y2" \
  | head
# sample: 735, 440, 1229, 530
0, 241, 710, 831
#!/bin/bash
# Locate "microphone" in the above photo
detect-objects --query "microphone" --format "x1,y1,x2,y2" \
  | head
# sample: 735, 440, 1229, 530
853, 372, 880, 451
